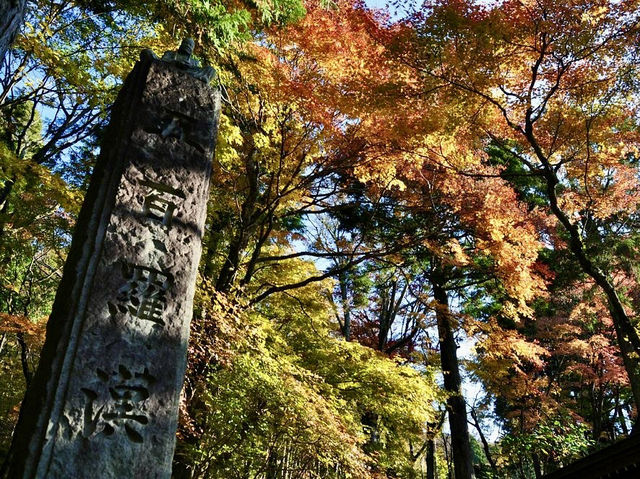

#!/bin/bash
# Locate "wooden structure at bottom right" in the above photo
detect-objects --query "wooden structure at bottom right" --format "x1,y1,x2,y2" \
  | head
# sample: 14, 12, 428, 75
543, 433, 640, 479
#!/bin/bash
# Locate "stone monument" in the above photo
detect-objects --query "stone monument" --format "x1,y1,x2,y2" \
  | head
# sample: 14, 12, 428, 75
4, 39, 221, 478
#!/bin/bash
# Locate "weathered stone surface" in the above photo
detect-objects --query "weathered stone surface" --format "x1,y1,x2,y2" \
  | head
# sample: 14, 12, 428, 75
0, 0, 26, 62
6, 50, 220, 479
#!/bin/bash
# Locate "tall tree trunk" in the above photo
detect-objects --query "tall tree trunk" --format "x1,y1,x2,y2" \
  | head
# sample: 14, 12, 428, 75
528, 130, 640, 421
617, 401, 629, 436
202, 217, 226, 280
0, 178, 14, 239
0, 0, 26, 63
240, 219, 274, 287
431, 271, 476, 479
338, 270, 351, 340
608, 313, 640, 429
215, 231, 249, 291
378, 282, 396, 350
215, 148, 260, 292
532, 453, 543, 479
469, 406, 497, 474
16, 331, 31, 387
426, 438, 436, 479
265, 447, 278, 479
442, 432, 453, 479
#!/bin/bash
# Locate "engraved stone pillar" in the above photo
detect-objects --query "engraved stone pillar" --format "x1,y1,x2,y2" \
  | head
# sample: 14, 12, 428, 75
5, 41, 220, 479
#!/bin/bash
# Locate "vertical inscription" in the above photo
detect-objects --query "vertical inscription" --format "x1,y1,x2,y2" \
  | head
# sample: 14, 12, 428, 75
96, 177, 185, 444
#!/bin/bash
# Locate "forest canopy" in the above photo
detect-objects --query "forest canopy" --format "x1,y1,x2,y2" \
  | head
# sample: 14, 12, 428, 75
1, 0, 640, 478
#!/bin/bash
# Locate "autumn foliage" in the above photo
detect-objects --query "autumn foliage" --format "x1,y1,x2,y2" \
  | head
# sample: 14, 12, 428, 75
1, 0, 640, 478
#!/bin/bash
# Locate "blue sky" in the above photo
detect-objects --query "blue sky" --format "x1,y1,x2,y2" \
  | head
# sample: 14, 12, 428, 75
365, 0, 389, 7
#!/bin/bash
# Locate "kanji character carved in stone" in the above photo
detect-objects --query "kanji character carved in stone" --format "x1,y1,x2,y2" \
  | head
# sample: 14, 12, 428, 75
140, 178, 185, 227
110, 264, 173, 326
81, 365, 156, 444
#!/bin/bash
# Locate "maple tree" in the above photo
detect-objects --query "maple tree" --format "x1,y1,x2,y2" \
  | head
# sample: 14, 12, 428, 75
287, 0, 640, 476
389, 0, 640, 420
195, 0, 619, 476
